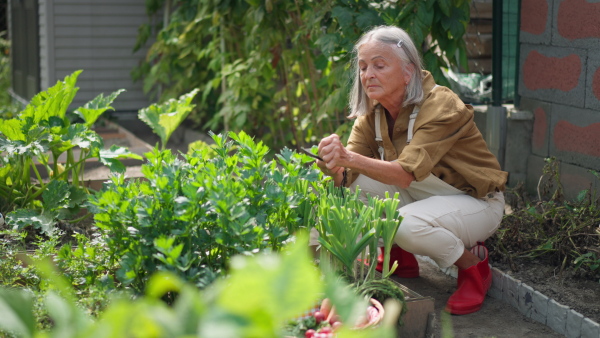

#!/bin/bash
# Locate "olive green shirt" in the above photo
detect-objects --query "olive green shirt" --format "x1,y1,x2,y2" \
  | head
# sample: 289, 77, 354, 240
346, 71, 508, 198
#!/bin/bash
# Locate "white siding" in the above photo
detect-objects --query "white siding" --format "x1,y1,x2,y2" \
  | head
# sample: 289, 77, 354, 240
38, 0, 52, 91
42, 0, 153, 112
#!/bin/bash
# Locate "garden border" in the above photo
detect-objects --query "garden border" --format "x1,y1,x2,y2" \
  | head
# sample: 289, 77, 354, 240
417, 256, 600, 338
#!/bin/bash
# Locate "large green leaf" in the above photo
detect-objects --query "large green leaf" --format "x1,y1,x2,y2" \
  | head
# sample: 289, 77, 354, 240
315, 34, 339, 57
59, 125, 103, 153
442, 6, 467, 39
98, 145, 144, 173
0, 118, 26, 141
216, 233, 322, 328
21, 71, 81, 124
45, 291, 92, 338
0, 288, 36, 338
437, 0, 452, 17
332, 6, 354, 27
138, 89, 199, 149
7, 209, 57, 235
75, 89, 126, 127
42, 180, 71, 211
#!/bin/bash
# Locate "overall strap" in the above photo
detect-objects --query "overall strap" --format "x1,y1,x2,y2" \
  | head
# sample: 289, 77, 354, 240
374, 84, 440, 159
406, 84, 440, 144
374, 106, 385, 160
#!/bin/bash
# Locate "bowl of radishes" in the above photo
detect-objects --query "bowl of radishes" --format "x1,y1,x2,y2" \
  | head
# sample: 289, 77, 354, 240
284, 297, 385, 338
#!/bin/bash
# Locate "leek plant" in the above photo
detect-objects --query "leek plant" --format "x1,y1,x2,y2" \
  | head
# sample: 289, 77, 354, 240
315, 185, 403, 284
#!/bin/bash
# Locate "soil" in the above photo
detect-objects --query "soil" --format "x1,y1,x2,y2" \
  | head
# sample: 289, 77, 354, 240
494, 258, 600, 324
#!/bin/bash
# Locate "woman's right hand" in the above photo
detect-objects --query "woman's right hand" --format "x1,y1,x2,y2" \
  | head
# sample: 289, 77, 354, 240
317, 134, 347, 185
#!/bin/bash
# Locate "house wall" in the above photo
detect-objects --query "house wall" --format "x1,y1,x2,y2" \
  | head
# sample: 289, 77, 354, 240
518, 0, 600, 200
38, 0, 152, 112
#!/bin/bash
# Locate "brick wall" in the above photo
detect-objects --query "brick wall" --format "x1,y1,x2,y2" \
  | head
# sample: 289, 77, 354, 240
518, 0, 600, 199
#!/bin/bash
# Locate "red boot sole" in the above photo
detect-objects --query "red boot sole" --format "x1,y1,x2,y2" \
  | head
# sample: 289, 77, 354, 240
444, 303, 483, 315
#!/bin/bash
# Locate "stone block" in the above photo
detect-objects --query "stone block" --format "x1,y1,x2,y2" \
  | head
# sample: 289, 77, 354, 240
520, 0, 553, 44
581, 317, 600, 338
547, 298, 569, 335
559, 162, 598, 201
519, 44, 587, 108
548, 104, 600, 171
505, 113, 533, 187
566, 310, 584, 338
551, 0, 600, 50
488, 267, 504, 300
586, 52, 600, 111
502, 274, 520, 309
518, 97, 552, 158
530, 290, 549, 325
518, 283, 535, 318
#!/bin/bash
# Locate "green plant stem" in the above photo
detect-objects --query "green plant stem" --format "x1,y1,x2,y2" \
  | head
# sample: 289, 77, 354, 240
78, 149, 87, 189
70, 211, 92, 224
30, 161, 46, 192
28, 157, 87, 201
67, 149, 79, 186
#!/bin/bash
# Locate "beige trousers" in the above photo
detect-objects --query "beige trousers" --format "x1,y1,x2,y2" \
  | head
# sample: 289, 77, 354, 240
350, 174, 504, 268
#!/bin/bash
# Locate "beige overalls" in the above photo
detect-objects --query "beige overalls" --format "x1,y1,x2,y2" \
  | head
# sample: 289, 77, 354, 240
350, 88, 504, 268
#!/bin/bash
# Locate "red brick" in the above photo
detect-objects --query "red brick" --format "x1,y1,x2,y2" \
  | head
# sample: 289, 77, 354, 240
521, 0, 548, 35
558, 0, 600, 40
523, 51, 581, 91
554, 120, 600, 157
532, 107, 547, 150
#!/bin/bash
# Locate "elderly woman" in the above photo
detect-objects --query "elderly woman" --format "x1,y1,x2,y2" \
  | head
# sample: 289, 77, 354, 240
316, 25, 507, 315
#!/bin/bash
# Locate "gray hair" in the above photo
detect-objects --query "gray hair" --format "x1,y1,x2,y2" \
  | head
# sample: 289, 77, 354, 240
348, 26, 424, 118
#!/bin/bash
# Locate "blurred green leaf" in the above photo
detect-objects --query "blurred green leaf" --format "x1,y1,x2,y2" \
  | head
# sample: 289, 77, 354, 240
0, 288, 36, 338
217, 233, 322, 328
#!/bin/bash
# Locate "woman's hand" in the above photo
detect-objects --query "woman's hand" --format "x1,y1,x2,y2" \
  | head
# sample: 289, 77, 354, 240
315, 134, 349, 186
316, 133, 415, 189
318, 134, 353, 170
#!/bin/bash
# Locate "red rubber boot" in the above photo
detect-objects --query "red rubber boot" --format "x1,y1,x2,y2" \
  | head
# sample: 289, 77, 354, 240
376, 245, 419, 278
446, 244, 491, 315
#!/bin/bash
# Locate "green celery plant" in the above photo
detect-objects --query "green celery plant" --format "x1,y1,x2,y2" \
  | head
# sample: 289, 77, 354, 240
0, 70, 142, 235
87, 131, 322, 292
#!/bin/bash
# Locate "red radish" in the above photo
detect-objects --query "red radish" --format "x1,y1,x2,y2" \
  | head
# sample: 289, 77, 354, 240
313, 311, 325, 324
319, 326, 333, 334
305, 329, 316, 338
331, 321, 343, 331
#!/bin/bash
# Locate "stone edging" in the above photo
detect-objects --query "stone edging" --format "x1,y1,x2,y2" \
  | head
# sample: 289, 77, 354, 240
416, 256, 600, 338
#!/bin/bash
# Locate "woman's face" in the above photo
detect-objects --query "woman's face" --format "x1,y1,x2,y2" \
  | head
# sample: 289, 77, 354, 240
358, 41, 412, 109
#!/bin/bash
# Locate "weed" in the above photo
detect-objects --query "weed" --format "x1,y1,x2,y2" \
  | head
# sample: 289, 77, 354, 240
489, 158, 600, 281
